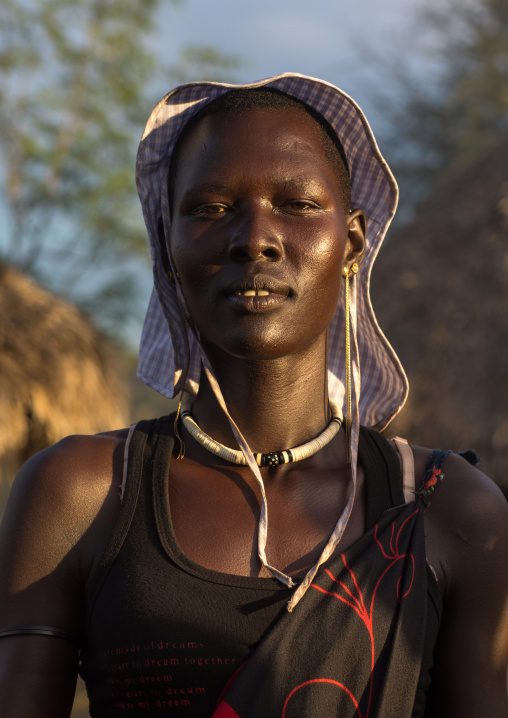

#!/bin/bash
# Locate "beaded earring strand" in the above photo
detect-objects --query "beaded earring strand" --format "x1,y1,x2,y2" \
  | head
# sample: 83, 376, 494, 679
343, 262, 359, 465
180, 394, 343, 467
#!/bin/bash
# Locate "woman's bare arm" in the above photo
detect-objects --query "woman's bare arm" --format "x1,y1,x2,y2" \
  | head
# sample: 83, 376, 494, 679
0, 432, 124, 718
421, 450, 508, 717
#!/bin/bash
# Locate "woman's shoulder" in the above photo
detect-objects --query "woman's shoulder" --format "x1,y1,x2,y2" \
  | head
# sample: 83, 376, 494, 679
410, 442, 507, 520
409, 443, 508, 596
0, 428, 131, 589
7, 428, 129, 511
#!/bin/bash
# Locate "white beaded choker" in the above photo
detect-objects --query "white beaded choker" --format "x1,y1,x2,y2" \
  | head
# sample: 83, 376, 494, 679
181, 395, 343, 467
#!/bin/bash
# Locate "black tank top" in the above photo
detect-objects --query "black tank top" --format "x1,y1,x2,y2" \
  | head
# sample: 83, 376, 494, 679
79, 417, 441, 717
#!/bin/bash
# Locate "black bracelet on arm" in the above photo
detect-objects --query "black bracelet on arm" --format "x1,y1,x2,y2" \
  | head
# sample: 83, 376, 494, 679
0, 626, 80, 648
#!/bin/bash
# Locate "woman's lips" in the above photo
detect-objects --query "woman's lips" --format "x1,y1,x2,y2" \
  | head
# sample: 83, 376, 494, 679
227, 290, 288, 311
222, 276, 292, 311
224, 276, 291, 297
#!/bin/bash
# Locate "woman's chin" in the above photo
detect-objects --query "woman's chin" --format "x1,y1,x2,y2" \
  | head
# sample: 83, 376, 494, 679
201, 330, 326, 365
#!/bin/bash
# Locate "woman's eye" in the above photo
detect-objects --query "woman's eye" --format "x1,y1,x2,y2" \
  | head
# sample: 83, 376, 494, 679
280, 199, 320, 213
190, 204, 228, 218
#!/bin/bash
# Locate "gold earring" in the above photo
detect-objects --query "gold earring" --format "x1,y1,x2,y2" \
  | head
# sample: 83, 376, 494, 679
343, 263, 359, 278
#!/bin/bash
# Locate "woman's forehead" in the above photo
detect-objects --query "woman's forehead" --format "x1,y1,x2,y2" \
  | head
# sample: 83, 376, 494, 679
185, 106, 325, 156
183, 104, 323, 148
169, 104, 351, 209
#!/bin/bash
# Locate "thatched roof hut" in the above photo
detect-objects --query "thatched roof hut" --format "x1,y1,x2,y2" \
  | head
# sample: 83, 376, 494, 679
372, 136, 508, 491
0, 263, 129, 501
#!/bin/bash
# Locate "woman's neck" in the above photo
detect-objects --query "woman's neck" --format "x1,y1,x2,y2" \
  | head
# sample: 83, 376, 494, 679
190, 338, 335, 454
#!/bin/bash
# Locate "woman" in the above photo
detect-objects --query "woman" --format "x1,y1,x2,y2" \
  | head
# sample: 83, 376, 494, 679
0, 73, 507, 717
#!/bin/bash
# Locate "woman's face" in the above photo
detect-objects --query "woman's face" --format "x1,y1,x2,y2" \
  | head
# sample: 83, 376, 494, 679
170, 106, 365, 361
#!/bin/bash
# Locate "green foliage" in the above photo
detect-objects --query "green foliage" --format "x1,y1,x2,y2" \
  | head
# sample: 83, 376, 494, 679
373, 0, 508, 212
0, 0, 244, 339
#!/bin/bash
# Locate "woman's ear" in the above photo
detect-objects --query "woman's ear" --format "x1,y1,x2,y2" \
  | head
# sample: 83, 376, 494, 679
345, 209, 367, 268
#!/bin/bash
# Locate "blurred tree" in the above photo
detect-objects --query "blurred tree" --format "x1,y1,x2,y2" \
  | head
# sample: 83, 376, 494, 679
0, 0, 245, 338
372, 0, 508, 213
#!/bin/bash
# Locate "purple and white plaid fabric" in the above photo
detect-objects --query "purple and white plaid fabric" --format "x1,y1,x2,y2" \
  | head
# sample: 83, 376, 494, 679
135, 73, 409, 603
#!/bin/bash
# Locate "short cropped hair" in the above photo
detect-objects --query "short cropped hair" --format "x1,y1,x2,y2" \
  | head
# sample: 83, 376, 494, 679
167, 87, 352, 214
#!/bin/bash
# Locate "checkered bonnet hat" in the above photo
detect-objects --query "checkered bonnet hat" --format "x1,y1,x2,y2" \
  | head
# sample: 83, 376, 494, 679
136, 72, 408, 430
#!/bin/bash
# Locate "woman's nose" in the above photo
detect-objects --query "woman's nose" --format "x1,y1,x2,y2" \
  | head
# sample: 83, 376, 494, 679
227, 207, 283, 263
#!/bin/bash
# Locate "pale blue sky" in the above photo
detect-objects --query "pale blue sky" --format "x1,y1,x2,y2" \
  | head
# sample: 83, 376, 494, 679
154, 0, 440, 135
159, 0, 430, 78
